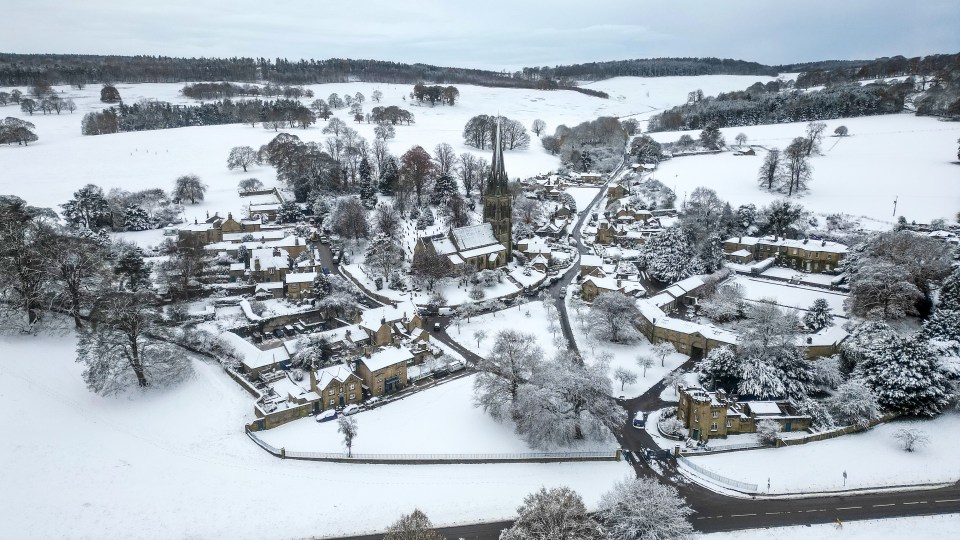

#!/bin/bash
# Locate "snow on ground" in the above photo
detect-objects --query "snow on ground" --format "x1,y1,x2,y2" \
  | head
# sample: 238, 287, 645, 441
0, 332, 631, 540
259, 374, 612, 453
343, 262, 521, 307
566, 292, 689, 398
687, 412, 960, 494
705, 514, 960, 540
0, 73, 791, 247
450, 301, 564, 358
565, 186, 602, 215
733, 275, 848, 314
646, 114, 960, 226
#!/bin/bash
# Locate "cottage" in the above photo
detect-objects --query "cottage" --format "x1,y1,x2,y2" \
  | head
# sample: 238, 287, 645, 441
310, 365, 364, 411
285, 271, 318, 299
356, 346, 412, 397
724, 236, 847, 273
677, 386, 811, 442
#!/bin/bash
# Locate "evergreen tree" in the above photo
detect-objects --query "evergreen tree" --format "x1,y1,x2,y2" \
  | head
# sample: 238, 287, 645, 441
275, 200, 304, 224
61, 184, 111, 229
123, 204, 150, 231
430, 172, 457, 206
938, 266, 960, 311
378, 156, 399, 195
803, 298, 834, 331
415, 207, 434, 230
114, 246, 151, 291
638, 227, 704, 283
849, 322, 953, 416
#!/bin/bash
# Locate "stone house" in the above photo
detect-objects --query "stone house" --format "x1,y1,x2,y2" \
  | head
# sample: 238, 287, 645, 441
723, 236, 848, 273
677, 386, 812, 442
414, 222, 507, 271
356, 345, 412, 397
580, 254, 604, 277
357, 301, 423, 347
581, 275, 645, 302
310, 365, 364, 411
285, 271, 317, 299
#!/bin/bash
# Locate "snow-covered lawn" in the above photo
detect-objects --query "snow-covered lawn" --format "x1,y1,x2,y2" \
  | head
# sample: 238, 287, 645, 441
258, 374, 613, 453
565, 186, 602, 216
646, 114, 960, 226
705, 514, 960, 540
566, 293, 690, 398
733, 275, 848, 314
450, 301, 564, 359
0, 333, 631, 539
343, 262, 522, 307
686, 412, 960, 494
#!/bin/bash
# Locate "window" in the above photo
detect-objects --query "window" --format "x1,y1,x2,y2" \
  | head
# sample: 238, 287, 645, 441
726, 420, 732, 428
329, 399, 334, 406
349, 383, 355, 390
711, 422, 718, 431
349, 393, 355, 400
712, 411, 718, 419
694, 414, 699, 423
328, 389, 334, 396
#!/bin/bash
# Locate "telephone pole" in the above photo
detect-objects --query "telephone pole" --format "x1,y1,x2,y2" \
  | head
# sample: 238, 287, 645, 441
892, 195, 898, 217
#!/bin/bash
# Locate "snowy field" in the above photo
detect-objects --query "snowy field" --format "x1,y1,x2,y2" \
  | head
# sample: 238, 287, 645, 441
687, 412, 960, 494
733, 275, 848, 314
258, 373, 614, 453
0, 332, 631, 539
342, 262, 522, 307
565, 186, 603, 215
0, 73, 786, 248
566, 293, 690, 398
646, 113, 960, 226
451, 301, 564, 358
706, 514, 960, 540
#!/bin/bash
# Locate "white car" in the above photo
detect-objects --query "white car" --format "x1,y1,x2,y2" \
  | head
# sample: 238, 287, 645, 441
342, 404, 360, 416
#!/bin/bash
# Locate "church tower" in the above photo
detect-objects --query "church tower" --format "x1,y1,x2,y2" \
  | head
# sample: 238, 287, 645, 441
482, 119, 513, 261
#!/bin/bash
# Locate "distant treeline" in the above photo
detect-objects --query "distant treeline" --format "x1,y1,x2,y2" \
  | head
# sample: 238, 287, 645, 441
0, 53, 608, 97
80, 98, 314, 135
793, 53, 960, 88
648, 80, 913, 131
534, 57, 780, 80
180, 82, 313, 100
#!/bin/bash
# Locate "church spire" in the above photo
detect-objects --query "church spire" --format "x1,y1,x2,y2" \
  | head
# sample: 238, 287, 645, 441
487, 116, 508, 194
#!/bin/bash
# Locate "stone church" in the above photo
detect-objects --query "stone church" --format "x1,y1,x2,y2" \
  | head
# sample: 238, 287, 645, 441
415, 119, 512, 271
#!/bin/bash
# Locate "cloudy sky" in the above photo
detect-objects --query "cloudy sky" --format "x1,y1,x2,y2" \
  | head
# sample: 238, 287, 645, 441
4, 0, 958, 69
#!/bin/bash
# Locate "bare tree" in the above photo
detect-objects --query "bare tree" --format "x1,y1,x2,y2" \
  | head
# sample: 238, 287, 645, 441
652, 341, 675, 367
804, 121, 827, 156
400, 145, 433, 206
500, 487, 604, 540
338, 416, 358, 457
237, 177, 263, 193
757, 148, 783, 191
78, 292, 192, 395
383, 509, 444, 540
432, 142, 457, 176
226, 145, 259, 172
473, 330, 538, 420
636, 354, 654, 377
531, 119, 546, 136
173, 174, 207, 204
597, 478, 695, 540
893, 428, 929, 452
613, 367, 637, 391
782, 138, 812, 196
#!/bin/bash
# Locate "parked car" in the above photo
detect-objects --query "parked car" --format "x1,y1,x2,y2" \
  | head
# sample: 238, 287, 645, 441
315, 409, 338, 423
447, 359, 466, 372
283, 325, 296, 336
251, 332, 263, 344
438, 307, 454, 316
342, 404, 360, 416
632, 411, 648, 429
321, 266, 331, 275
272, 328, 284, 339
560, 286, 567, 295
433, 322, 442, 332
319, 235, 329, 244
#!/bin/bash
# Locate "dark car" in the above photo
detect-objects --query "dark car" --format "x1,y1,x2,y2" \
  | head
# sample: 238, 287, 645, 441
321, 266, 331, 275
272, 328, 284, 339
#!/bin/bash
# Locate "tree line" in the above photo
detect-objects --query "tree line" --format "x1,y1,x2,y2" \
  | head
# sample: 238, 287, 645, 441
648, 80, 912, 131
180, 82, 313, 100
80, 98, 315, 135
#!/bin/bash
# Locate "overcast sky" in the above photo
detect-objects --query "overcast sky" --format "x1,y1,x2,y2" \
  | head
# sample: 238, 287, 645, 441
4, 0, 958, 70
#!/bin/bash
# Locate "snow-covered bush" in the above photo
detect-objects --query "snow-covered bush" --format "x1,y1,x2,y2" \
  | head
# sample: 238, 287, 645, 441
756, 418, 781, 445
829, 379, 879, 429
893, 428, 929, 452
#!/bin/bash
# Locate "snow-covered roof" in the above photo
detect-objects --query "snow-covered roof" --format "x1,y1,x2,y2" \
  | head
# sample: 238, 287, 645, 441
362, 346, 413, 372
730, 249, 752, 257
431, 236, 458, 256
223, 230, 286, 243
584, 276, 621, 291
285, 272, 317, 284
531, 254, 549, 265
251, 248, 289, 271
220, 332, 289, 371
451, 223, 499, 251
580, 254, 603, 267
726, 236, 760, 246
728, 235, 848, 254
747, 401, 782, 416
460, 243, 506, 260
360, 301, 417, 330
315, 365, 358, 389
229, 263, 246, 271
255, 281, 284, 291
181, 223, 215, 232
803, 324, 849, 347
650, 293, 674, 307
